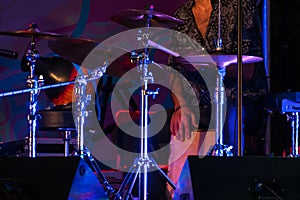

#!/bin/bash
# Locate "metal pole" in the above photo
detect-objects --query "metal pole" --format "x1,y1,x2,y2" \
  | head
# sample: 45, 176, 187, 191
237, 0, 243, 156
139, 55, 149, 200
263, 0, 271, 91
296, 112, 299, 156
262, 0, 271, 155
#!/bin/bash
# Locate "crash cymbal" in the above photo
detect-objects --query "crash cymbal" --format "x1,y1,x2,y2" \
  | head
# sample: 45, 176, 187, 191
111, 8, 184, 29
0, 23, 64, 39
185, 54, 263, 68
49, 37, 127, 69
48, 37, 100, 66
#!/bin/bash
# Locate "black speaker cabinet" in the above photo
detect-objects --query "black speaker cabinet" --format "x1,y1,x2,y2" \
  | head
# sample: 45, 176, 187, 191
174, 156, 300, 200
0, 157, 108, 200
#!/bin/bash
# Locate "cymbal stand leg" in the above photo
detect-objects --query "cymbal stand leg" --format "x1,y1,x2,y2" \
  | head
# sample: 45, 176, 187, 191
83, 149, 122, 199
26, 39, 44, 158
207, 67, 233, 156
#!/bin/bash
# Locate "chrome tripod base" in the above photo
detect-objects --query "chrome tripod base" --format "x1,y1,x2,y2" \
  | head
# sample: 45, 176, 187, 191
207, 143, 234, 157
115, 157, 175, 200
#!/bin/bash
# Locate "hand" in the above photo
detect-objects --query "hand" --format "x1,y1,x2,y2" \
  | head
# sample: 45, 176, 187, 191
170, 106, 198, 141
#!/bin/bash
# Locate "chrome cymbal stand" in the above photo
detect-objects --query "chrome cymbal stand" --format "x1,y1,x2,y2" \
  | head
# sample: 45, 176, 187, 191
285, 112, 299, 157
74, 66, 108, 156
207, 0, 233, 156
115, 6, 175, 200
73, 66, 122, 199
26, 37, 44, 158
207, 66, 233, 156
74, 73, 89, 157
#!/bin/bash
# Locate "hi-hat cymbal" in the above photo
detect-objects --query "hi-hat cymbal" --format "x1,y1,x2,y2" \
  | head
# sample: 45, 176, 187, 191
111, 9, 184, 29
185, 54, 263, 68
0, 23, 64, 39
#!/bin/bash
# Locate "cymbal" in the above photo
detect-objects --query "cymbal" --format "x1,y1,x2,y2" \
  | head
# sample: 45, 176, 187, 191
111, 9, 184, 29
185, 54, 263, 68
0, 23, 64, 39
48, 37, 126, 68
48, 37, 99, 66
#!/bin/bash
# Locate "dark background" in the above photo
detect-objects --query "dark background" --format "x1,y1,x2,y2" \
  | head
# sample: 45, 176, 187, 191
270, 0, 300, 155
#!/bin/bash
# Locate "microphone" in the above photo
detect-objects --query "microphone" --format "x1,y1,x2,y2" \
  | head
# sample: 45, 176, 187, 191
0, 48, 18, 59
255, 182, 284, 200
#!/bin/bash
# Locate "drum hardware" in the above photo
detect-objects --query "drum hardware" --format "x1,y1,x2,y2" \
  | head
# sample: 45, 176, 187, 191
62, 129, 72, 157
0, 24, 119, 198
71, 65, 123, 199
185, 0, 263, 156
0, 23, 64, 158
0, 81, 74, 98
281, 99, 300, 157
0, 81, 77, 156
0, 65, 119, 197
263, 92, 300, 156
37, 106, 77, 157
185, 54, 263, 156
48, 35, 122, 198
0, 137, 77, 157
111, 6, 176, 200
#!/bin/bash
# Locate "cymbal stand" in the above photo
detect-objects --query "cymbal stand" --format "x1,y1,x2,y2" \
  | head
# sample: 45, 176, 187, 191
286, 112, 299, 157
115, 6, 175, 200
207, 0, 233, 156
207, 67, 233, 156
74, 73, 89, 157
26, 37, 44, 158
74, 65, 108, 156
73, 66, 122, 199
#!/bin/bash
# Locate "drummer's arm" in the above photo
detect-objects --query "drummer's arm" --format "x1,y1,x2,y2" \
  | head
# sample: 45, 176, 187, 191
169, 73, 198, 141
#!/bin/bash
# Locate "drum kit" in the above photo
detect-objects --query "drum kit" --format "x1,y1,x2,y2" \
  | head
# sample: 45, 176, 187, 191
0, 4, 263, 200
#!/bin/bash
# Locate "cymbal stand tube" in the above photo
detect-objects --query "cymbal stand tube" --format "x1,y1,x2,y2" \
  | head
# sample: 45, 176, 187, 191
207, 67, 233, 156
74, 75, 90, 157
216, 68, 225, 146
288, 112, 299, 157
26, 39, 44, 158
74, 66, 107, 155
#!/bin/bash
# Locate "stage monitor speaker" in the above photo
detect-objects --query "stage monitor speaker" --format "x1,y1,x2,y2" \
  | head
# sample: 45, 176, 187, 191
0, 157, 108, 200
174, 156, 300, 200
